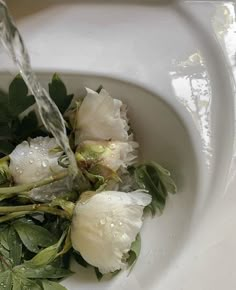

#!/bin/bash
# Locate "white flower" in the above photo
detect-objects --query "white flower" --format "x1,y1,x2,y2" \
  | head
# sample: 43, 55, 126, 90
71, 190, 151, 274
77, 140, 138, 171
9, 137, 64, 184
75, 88, 130, 144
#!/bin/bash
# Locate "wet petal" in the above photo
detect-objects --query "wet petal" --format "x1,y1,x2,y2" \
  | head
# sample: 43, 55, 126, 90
71, 190, 151, 274
75, 88, 129, 144
9, 137, 64, 184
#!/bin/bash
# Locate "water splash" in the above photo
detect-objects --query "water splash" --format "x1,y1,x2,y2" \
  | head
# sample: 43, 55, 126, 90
0, 1, 78, 177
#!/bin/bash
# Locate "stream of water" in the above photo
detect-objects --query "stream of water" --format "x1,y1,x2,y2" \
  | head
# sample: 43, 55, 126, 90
0, 1, 78, 178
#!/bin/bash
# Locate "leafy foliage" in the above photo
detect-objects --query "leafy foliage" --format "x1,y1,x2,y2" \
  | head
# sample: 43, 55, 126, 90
0, 216, 71, 289
13, 222, 56, 253
0, 73, 73, 156
134, 162, 177, 215
48, 73, 73, 114
127, 234, 141, 269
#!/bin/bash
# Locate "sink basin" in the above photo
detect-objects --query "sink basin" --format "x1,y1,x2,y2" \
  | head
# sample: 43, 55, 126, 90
0, 0, 235, 289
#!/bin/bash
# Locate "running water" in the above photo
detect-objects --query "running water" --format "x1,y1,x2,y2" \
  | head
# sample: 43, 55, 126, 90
0, 1, 78, 178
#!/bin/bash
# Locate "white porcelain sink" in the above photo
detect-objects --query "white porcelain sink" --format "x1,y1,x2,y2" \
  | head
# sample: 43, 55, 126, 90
0, 1, 236, 289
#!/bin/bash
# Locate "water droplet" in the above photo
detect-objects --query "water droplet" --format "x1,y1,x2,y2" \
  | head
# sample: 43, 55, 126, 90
119, 221, 123, 226
20, 152, 25, 156
100, 218, 106, 225
110, 223, 115, 228
109, 143, 116, 150
15, 166, 19, 171
0, 282, 4, 286
19, 170, 23, 174
121, 233, 126, 240
3, 285, 6, 288
111, 154, 114, 158
29, 159, 33, 164
29, 151, 33, 155
108, 197, 111, 201
41, 159, 49, 168
34, 146, 39, 150
21, 267, 26, 271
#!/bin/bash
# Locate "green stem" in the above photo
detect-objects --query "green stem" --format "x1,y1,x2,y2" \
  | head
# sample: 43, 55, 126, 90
0, 171, 68, 195
0, 204, 71, 220
0, 155, 10, 162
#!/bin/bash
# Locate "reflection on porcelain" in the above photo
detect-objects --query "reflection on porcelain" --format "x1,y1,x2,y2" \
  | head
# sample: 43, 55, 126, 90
212, 3, 236, 74
212, 3, 236, 191
170, 52, 212, 166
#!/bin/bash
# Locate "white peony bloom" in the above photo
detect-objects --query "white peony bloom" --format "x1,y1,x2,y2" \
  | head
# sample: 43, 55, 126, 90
71, 190, 151, 274
77, 140, 138, 171
9, 137, 64, 184
75, 88, 130, 144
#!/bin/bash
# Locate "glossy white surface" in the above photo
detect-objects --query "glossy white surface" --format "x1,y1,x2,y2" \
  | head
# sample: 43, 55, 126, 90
0, 1, 236, 289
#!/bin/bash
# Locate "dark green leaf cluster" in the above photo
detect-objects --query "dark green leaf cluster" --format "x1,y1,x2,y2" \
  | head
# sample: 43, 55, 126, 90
0, 216, 72, 289
0, 74, 73, 156
134, 161, 177, 215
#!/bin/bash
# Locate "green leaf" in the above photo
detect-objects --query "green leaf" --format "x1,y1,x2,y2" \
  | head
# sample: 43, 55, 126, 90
14, 222, 56, 253
0, 140, 15, 155
26, 231, 66, 267
0, 159, 11, 186
12, 272, 42, 290
73, 251, 88, 268
27, 243, 58, 267
14, 264, 72, 279
94, 267, 103, 281
0, 90, 11, 122
134, 162, 176, 214
0, 123, 11, 139
9, 75, 35, 117
42, 280, 67, 290
13, 111, 38, 141
48, 74, 73, 114
127, 234, 141, 269
96, 85, 103, 93
0, 270, 13, 290
7, 227, 22, 266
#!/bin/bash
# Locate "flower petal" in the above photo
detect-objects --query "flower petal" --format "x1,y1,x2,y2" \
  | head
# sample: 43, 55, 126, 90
71, 190, 151, 274
9, 137, 64, 184
75, 88, 129, 144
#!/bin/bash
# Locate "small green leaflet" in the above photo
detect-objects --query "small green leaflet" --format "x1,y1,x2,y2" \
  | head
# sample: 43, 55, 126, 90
73, 251, 88, 268
134, 161, 177, 215
0, 141, 15, 155
48, 73, 73, 114
14, 222, 56, 253
128, 234, 141, 270
7, 227, 22, 266
12, 273, 42, 290
27, 242, 58, 267
8, 74, 35, 117
0, 270, 12, 290
26, 230, 67, 267
94, 267, 103, 281
42, 280, 67, 290
14, 263, 72, 279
